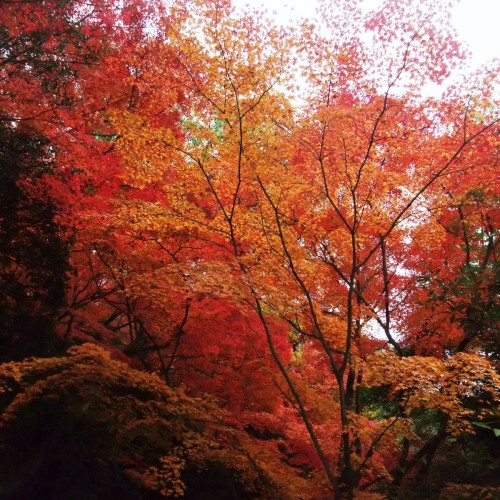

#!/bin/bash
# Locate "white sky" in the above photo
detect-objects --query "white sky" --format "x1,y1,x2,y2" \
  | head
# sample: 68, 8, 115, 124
232, 0, 499, 70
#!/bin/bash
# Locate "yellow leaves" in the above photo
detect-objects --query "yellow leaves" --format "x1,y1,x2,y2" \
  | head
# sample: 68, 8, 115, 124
144, 449, 186, 497
109, 110, 182, 188
363, 351, 500, 434
317, 313, 347, 351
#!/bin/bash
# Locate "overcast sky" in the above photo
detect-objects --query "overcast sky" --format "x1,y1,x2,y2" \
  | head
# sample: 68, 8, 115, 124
232, 0, 499, 70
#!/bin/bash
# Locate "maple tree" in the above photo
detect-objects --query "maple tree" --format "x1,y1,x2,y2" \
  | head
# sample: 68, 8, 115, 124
0, 0, 498, 498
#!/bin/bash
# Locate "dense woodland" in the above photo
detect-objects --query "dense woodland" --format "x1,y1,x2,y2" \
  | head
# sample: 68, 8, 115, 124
0, 0, 498, 498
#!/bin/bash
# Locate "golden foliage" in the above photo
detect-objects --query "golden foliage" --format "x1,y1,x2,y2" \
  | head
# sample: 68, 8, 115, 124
363, 351, 500, 434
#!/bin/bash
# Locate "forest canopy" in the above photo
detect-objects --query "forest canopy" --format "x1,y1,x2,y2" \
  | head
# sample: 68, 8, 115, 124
0, 0, 498, 498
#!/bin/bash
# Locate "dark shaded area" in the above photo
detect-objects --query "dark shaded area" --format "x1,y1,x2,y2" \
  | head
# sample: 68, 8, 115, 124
0, 122, 68, 361
0, 346, 279, 500
182, 463, 258, 500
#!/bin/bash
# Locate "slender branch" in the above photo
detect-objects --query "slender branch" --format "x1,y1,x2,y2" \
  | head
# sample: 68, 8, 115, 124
165, 298, 191, 386
380, 235, 405, 355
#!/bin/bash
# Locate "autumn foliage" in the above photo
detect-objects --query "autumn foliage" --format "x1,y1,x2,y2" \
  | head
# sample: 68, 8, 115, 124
0, 0, 498, 498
